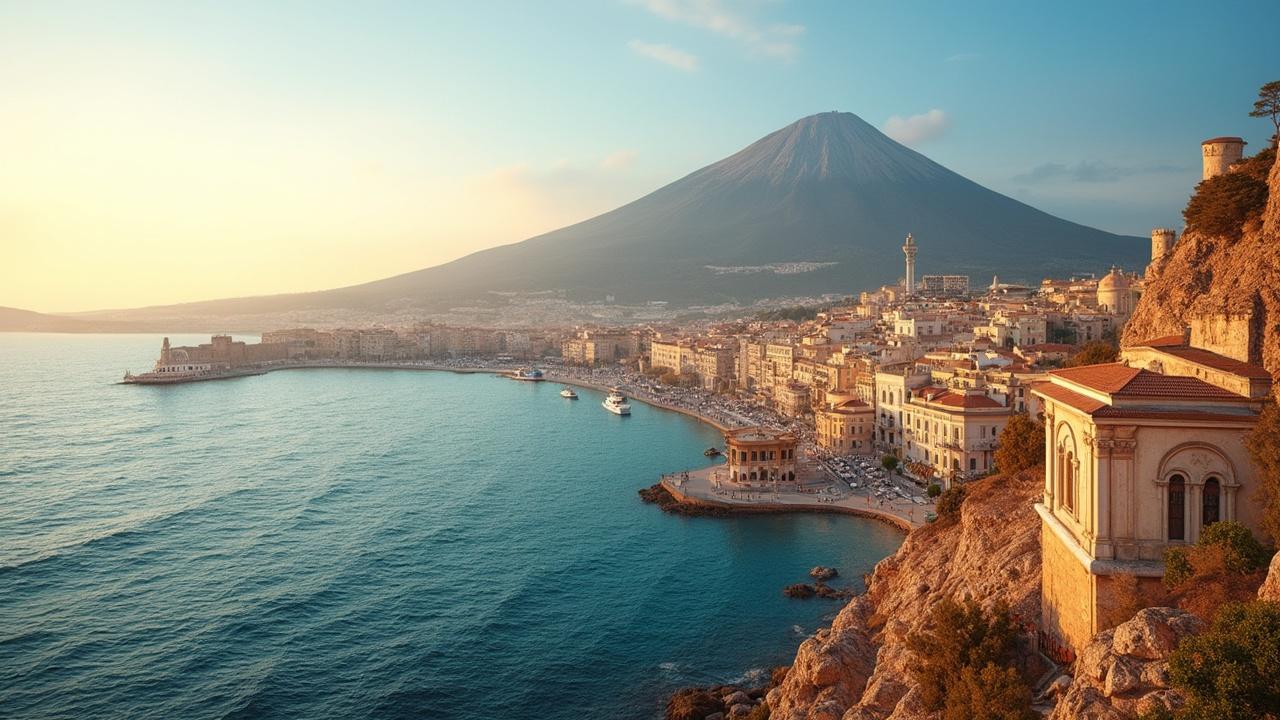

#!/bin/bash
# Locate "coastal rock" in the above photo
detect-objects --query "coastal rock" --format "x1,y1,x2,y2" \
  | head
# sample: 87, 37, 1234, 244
810, 566, 839, 581
722, 691, 751, 706
766, 469, 1044, 720
784, 584, 817, 599
1047, 608, 1203, 720
1258, 552, 1280, 601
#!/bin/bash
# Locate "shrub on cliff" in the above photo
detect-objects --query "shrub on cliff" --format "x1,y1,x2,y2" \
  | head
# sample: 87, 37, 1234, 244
1244, 402, 1280, 543
1162, 600, 1280, 720
1163, 522, 1270, 619
1183, 146, 1274, 240
907, 596, 1028, 713
935, 485, 967, 521
941, 663, 1036, 720
993, 415, 1044, 475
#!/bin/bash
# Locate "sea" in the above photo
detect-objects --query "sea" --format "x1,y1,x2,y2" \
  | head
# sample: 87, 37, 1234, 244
0, 333, 903, 720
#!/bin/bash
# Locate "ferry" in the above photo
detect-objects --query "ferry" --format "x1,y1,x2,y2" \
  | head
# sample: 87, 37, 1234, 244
509, 367, 545, 382
560, 387, 578, 399
602, 388, 631, 415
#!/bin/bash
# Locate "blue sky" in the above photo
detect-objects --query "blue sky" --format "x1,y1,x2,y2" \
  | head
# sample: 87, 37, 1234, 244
2, 0, 1278, 310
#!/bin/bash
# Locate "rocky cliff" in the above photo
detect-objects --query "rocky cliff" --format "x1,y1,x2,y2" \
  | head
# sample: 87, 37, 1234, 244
1123, 147, 1280, 377
764, 469, 1043, 720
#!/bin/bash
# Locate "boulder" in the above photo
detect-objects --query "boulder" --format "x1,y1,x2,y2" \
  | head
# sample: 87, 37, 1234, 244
728, 702, 753, 717
722, 691, 751, 707
810, 566, 839, 581
1048, 608, 1204, 719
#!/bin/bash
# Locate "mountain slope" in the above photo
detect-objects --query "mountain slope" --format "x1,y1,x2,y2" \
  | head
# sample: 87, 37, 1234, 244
80, 112, 1146, 321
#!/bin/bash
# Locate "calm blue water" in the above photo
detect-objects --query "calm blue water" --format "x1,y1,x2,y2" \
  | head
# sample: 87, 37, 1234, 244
0, 333, 902, 720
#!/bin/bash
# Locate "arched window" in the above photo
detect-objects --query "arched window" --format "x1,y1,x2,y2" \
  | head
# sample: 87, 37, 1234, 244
1203, 477, 1220, 527
1168, 474, 1185, 541
1062, 451, 1075, 513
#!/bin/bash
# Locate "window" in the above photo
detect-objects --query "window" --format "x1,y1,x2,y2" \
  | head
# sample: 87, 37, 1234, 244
970, 458, 977, 471
1062, 451, 1075, 513
1203, 477, 1221, 527
1168, 475, 1186, 541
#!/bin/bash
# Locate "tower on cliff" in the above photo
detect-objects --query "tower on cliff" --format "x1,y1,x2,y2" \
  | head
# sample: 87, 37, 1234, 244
1149, 227, 1177, 268
1201, 136, 1246, 180
902, 233, 917, 294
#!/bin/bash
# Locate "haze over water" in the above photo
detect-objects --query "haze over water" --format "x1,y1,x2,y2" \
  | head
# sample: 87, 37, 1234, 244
0, 334, 902, 720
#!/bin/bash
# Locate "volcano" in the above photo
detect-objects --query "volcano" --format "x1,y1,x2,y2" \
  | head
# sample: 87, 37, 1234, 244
69, 112, 1148, 323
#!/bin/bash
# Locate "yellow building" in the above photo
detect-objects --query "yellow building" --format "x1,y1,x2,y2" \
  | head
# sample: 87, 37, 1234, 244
1032, 348, 1268, 653
725, 427, 798, 487
901, 385, 1012, 483
816, 393, 874, 454
651, 339, 696, 375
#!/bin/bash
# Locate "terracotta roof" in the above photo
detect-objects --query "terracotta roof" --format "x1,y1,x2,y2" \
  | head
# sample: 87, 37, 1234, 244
1050, 363, 1246, 400
1051, 364, 1141, 393
1034, 382, 1107, 414
1156, 346, 1273, 380
1201, 136, 1245, 145
933, 393, 1004, 409
1132, 335, 1186, 348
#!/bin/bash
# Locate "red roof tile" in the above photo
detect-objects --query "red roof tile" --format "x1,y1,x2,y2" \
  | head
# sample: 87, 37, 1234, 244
1156, 346, 1273, 380
1132, 334, 1186, 348
1034, 382, 1107, 414
1051, 364, 1140, 393
1049, 363, 1246, 400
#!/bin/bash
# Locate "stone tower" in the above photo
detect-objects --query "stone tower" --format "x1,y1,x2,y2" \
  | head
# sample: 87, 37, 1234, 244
902, 233, 917, 294
1201, 137, 1246, 180
1150, 227, 1177, 266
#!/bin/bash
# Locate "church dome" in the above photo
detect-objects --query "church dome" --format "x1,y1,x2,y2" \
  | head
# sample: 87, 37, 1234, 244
1098, 267, 1129, 291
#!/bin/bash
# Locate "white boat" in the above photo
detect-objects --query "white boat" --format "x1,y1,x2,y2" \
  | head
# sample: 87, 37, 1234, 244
602, 388, 631, 415
510, 367, 545, 381
560, 387, 578, 399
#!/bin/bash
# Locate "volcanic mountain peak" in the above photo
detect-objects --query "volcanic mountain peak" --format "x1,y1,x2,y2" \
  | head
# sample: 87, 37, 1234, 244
702, 111, 948, 186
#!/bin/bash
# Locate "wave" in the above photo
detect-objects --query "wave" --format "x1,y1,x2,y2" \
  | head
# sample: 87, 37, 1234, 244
0, 485, 256, 573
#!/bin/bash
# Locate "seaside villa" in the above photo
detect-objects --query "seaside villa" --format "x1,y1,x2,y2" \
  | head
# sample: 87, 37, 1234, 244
1033, 335, 1270, 653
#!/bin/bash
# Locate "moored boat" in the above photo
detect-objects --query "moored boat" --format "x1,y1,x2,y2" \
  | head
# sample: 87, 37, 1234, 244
560, 387, 578, 399
602, 388, 631, 415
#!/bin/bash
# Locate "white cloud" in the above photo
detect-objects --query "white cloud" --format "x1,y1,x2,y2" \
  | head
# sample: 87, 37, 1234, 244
632, 0, 804, 61
882, 109, 951, 146
628, 40, 699, 71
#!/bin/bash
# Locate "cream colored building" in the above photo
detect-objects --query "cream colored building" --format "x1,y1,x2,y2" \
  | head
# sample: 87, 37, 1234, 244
725, 427, 798, 487
816, 393, 874, 454
1033, 348, 1268, 653
901, 385, 1011, 483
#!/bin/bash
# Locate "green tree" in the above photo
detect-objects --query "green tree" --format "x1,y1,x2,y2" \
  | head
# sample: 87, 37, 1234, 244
907, 596, 1024, 712
927, 483, 942, 498
1067, 340, 1118, 367
993, 415, 1044, 475
1165, 601, 1280, 720
1245, 402, 1280, 543
881, 454, 899, 474
1250, 80, 1280, 141
941, 663, 1036, 720
1183, 170, 1271, 239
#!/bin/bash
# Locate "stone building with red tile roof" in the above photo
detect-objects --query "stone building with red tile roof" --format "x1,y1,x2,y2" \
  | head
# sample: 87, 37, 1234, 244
1032, 343, 1271, 652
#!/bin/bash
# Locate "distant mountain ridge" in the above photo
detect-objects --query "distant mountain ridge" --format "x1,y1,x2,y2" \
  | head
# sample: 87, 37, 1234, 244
39, 112, 1147, 325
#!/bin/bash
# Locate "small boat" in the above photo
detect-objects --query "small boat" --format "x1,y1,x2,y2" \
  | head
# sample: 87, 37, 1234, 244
703, 447, 721, 457
602, 388, 631, 415
510, 367, 545, 381
560, 387, 578, 399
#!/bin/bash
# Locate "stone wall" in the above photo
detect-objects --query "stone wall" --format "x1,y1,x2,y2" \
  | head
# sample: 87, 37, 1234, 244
1040, 518, 1096, 652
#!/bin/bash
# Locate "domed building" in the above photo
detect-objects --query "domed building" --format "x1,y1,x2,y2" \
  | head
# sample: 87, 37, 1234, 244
1096, 266, 1137, 321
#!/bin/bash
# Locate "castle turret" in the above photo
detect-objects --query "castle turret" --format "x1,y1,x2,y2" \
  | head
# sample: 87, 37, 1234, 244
1201, 136, 1246, 180
159, 337, 172, 365
902, 233, 917, 295
1150, 227, 1177, 265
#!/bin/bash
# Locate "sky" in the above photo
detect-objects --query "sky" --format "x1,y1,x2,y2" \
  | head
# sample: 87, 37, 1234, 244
2, 0, 1278, 313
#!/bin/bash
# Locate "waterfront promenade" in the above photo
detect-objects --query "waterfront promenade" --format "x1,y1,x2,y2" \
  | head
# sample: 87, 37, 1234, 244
661, 466, 925, 530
